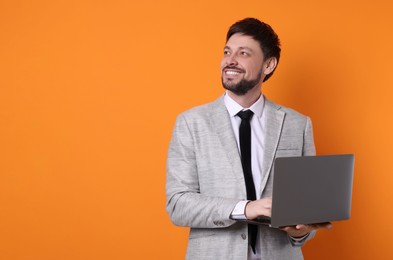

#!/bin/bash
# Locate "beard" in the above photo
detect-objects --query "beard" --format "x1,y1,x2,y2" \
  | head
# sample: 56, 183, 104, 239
221, 70, 262, 96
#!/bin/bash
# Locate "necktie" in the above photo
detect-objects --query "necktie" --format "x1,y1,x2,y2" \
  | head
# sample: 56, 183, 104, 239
237, 110, 258, 254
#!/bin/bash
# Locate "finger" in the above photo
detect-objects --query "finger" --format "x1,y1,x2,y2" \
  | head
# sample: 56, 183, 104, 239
295, 224, 307, 230
279, 226, 290, 231
261, 197, 272, 207
306, 222, 331, 229
296, 223, 332, 231
263, 204, 272, 209
314, 222, 333, 229
280, 226, 296, 231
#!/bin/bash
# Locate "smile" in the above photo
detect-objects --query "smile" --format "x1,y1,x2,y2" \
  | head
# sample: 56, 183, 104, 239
224, 69, 244, 75
226, 71, 241, 75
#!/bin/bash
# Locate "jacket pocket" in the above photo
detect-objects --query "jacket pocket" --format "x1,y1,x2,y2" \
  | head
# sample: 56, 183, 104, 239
277, 135, 302, 152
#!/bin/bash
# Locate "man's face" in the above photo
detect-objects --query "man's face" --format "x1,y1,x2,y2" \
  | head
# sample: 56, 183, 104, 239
220, 33, 265, 95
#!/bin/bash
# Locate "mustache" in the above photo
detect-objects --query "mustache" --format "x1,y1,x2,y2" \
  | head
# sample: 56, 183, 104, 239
223, 66, 245, 73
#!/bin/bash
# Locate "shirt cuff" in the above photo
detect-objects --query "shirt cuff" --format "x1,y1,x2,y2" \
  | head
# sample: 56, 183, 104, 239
230, 200, 249, 220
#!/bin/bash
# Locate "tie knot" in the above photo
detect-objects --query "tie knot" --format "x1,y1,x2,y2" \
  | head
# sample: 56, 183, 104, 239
237, 110, 254, 120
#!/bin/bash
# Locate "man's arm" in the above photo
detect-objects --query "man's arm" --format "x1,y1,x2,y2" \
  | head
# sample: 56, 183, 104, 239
283, 117, 332, 245
302, 116, 316, 156
166, 114, 240, 228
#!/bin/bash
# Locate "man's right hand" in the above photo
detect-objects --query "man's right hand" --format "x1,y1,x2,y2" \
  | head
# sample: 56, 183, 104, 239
245, 197, 272, 220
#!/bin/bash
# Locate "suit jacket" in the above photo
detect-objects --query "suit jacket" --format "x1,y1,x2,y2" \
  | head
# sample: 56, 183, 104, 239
166, 95, 316, 260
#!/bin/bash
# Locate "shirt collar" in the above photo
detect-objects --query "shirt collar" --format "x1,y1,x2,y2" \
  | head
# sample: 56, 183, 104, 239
224, 91, 265, 118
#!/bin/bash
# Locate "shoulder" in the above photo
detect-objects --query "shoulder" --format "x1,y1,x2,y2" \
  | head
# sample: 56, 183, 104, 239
265, 98, 309, 120
264, 98, 311, 132
171, 95, 228, 135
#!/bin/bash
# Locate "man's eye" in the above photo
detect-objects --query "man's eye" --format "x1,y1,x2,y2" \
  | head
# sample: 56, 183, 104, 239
224, 51, 230, 55
241, 52, 249, 56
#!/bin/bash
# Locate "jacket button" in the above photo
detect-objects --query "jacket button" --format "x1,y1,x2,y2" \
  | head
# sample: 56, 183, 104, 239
241, 234, 247, 240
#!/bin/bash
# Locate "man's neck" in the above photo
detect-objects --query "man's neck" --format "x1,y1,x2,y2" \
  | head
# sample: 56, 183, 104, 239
227, 87, 262, 108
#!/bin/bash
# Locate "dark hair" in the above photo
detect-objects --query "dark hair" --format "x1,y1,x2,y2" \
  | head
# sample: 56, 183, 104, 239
226, 18, 281, 82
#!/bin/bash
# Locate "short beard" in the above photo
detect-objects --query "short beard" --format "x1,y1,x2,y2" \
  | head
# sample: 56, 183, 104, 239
221, 71, 262, 96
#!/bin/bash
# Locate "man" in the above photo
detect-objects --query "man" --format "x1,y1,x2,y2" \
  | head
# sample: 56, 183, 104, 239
166, 18, 331, 260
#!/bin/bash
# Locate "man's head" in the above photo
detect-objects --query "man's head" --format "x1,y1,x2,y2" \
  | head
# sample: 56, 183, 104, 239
221, 18, 281, 96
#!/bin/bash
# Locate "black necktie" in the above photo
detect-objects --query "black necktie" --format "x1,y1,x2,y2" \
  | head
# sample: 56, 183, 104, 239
237, 110, 257, 254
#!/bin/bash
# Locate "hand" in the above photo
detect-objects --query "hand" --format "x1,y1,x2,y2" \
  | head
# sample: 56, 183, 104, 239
280, 222, 333, 238
245, 197, 272, 220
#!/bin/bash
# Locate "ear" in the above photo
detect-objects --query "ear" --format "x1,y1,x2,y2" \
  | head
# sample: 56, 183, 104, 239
263, 57, 278, 75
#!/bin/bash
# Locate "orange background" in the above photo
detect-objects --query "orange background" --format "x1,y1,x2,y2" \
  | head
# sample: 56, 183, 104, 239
1, 0, 392, 259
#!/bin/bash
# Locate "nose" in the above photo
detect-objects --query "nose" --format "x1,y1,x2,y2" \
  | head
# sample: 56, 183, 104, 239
226, 53, 238, 67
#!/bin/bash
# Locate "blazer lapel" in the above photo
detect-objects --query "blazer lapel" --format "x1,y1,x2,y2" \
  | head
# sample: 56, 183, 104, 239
209, 96, 246, 197
259, 98, 285, 195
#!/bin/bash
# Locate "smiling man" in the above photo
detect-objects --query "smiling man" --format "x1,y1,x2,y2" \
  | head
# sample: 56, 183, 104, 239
166, 18, 330, 260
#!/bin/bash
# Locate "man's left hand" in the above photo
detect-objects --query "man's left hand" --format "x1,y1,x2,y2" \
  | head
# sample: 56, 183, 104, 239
280, 222, 333, 238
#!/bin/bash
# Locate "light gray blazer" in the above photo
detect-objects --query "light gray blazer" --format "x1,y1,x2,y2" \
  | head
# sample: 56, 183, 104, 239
166, 95, 316, 260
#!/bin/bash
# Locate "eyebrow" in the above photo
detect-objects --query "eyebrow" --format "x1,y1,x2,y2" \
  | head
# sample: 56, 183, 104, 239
224, 46, 254, 52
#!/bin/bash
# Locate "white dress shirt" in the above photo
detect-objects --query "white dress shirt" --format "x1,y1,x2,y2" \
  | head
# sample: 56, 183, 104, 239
224, 92, 265, 259
224, 92, 266, 200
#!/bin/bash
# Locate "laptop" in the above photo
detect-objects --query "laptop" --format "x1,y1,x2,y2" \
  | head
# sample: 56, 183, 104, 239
247, 154, 355, 228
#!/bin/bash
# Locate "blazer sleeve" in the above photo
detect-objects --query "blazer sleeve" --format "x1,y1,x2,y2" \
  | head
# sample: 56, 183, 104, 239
302, 116, 316, 156
166, 114, 240, 228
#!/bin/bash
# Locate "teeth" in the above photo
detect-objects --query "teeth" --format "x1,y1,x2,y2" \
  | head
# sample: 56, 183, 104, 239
226, 71, 240, 75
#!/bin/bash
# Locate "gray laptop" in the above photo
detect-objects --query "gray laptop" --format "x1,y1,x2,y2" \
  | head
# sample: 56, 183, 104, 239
247, 154, 355, 228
